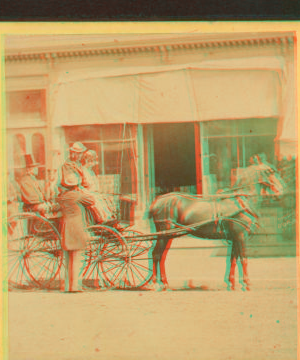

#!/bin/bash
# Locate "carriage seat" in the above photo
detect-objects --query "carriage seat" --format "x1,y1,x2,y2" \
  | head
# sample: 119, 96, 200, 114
102, 219, 119, 227
23, 201, 62, 220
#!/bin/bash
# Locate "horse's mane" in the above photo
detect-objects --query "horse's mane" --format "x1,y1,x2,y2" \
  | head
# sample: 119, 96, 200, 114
148, 192, 181, 220
233, 163, 279, 191
234, 165, 261, 187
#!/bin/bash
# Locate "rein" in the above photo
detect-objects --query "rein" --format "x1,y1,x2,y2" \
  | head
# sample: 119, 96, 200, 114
219, 182, 261, 194
154, 217, 252, 237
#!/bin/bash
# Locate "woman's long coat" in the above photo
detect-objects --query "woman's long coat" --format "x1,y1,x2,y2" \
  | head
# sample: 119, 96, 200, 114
81, 167, 112, 222
57, 189, 95, 250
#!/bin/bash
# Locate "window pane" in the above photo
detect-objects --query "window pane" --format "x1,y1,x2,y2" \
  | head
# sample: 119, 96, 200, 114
208, 137, 237, 189
203, 118, 278, 137
101, 124, 133, 140
7, 90, 45, 122
104, 150, 121, 175
65, 124, 134, 144
244, 136, 275, 166
202, 120, 238, 137
65, 125, 101, 142
238, 118, 278, 136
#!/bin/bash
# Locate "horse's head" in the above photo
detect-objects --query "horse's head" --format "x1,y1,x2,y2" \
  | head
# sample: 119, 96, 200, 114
255, 163, 286, 198
234, 156, 286, 205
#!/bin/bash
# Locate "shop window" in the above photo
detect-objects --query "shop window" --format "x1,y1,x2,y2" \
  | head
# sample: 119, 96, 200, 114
65, 125, 135, 179
64, 124, 137, 220
201, 118, 278, 193
32, 133, 46, 180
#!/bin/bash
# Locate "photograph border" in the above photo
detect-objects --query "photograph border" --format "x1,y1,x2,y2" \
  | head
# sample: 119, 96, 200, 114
1, 21, 299, 360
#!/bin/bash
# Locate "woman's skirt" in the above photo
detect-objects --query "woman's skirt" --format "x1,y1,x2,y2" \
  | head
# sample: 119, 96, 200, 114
89, 194, 114, 224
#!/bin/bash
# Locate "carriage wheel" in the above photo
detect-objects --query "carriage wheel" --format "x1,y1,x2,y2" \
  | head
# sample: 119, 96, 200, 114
117, 229, 153, 289
6, 213, 63, 290
81, 225, 128, 290
6, 216, 33, 290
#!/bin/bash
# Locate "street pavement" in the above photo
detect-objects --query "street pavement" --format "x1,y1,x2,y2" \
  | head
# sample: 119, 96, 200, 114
5, 256, 298, 360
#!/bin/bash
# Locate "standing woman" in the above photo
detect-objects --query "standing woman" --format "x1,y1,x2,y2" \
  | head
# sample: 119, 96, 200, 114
57, 172, 95, 292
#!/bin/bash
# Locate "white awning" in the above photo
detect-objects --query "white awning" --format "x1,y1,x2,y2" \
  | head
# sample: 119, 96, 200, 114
51, 56, 285, 127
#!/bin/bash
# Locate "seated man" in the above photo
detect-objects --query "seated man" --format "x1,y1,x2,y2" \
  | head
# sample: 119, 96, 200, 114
58, 142, 87, 193
19, 154, 49, 215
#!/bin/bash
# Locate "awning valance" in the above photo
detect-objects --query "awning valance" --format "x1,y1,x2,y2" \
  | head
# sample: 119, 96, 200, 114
52, 57, 285, 84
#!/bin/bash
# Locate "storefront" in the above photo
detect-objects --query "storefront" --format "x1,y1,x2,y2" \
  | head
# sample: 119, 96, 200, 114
5, 33, 297, 235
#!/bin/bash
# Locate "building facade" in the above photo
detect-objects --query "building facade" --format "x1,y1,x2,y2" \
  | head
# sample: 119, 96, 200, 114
4, 33, 297, 243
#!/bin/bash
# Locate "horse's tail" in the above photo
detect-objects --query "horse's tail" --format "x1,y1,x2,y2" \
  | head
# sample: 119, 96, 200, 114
147, 194, 167, 220
147, 199, 157, 220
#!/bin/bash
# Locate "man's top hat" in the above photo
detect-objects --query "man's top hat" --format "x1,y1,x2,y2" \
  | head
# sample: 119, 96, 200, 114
24, 154, 39, 168
69, 142, 87, 153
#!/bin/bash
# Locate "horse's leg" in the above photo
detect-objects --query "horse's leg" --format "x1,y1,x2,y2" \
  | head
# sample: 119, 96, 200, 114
227, 220, 250, 291
151, 243, 159, 284
156, 219, 173, 290
149, 239, 164, 290
149, 239, 170, 292
235, 231, 250, 291
149, 219, 172, 291
160, 238, 173, 289
228, 242, 237, 290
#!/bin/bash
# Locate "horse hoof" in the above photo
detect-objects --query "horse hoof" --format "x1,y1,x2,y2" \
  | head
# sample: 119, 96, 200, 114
155, 284, 165, 292
163, 285, 172, 292
240, 280, 251, 291
147, 282, 165, 291
227, 285, 235, 291
145, 283, 157, 291
242, 285, 251, 291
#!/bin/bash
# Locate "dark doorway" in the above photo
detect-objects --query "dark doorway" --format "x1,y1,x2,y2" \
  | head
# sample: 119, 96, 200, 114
153, 123, 196, 195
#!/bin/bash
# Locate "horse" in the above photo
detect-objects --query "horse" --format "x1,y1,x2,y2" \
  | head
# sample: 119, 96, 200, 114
148, 159, 285, 291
